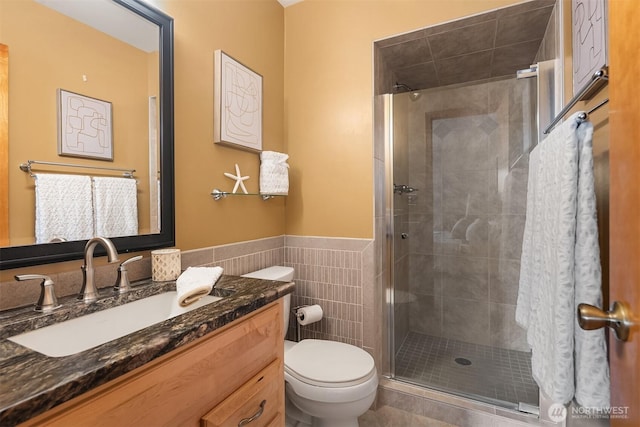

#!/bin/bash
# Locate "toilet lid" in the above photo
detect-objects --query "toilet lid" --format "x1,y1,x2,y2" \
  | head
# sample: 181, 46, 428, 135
285, 339, 375, 386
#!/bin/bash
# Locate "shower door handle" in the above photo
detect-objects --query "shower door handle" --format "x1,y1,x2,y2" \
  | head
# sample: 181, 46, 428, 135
577, 301, 634, 341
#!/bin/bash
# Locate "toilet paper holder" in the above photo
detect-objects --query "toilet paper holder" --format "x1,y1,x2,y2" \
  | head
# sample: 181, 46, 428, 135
292, 306, 305, 342
291, 305, 312, 342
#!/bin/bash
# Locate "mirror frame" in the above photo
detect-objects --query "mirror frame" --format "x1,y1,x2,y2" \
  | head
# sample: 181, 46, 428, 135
0, 0, 175, 270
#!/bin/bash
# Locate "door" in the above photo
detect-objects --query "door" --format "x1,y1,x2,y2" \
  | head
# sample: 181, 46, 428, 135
608, 0, 639, 425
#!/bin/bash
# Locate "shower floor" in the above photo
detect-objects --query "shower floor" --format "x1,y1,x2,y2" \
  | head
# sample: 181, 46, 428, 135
395, 331, 539, 408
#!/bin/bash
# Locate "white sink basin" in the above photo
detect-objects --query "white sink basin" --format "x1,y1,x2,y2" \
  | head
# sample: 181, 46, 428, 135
8, 292, 222, 357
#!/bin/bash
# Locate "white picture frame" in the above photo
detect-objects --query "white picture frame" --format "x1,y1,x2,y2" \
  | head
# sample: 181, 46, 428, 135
214, 50, 263, 152
57, 89, 113, 161
571, 0, 607, 95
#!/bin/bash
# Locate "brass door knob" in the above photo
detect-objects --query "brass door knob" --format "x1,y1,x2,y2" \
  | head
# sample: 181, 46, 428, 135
577, 301, 633, 341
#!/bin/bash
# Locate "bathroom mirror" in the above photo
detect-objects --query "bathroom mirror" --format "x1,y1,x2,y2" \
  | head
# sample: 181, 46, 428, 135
0, 0, 175, 269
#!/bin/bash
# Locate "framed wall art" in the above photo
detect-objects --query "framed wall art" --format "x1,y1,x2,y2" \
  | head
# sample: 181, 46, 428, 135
572, 0, 607, 95
214, 50, 263, 152
57, 89, 113, 161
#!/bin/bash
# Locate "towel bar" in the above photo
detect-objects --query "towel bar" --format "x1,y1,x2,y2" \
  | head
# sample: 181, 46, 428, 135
20, 159, 135, 178
543, 68, 608, 134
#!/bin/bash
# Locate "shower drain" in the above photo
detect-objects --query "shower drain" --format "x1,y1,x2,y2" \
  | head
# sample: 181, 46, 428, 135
454, 357, 472, 366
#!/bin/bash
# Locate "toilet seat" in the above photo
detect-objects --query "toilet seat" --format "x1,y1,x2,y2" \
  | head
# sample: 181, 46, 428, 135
285, 339, 376, 388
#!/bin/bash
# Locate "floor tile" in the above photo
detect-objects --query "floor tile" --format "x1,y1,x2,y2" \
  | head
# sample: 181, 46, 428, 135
360, 405, 458, 427
394, 332, 539, 408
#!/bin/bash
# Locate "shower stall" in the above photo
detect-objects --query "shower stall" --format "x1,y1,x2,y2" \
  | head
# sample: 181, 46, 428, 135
387, 77, 538, 410
375, 0, 560, 415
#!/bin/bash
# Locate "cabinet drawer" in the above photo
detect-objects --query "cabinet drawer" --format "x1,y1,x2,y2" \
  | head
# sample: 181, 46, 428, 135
201, 358, 283, 427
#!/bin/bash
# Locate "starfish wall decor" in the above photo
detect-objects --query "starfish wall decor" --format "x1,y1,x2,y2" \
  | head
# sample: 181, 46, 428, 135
224, 164, 250, 194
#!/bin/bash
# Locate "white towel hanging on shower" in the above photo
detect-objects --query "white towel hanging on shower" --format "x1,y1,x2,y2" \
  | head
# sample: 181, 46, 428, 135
516, 112, 609, 409
34, 173, 94, 243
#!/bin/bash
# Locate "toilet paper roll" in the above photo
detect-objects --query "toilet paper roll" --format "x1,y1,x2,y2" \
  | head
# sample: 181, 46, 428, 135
296, 304, 323, 326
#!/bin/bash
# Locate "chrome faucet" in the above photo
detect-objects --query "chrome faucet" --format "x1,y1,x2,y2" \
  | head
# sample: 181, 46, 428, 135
79, 237, 120, 303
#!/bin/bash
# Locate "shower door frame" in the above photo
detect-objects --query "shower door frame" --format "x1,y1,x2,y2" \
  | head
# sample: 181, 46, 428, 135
382, 93, 396, 379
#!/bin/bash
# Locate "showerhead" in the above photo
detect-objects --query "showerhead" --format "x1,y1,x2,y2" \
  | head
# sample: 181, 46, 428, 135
393, 82, 421, 101
393, 82, 414, 92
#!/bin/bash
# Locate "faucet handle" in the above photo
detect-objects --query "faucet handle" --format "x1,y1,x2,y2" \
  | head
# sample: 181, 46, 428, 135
114, 255, 143, 294
120, 255, 143, 267
15, 274, 62, 312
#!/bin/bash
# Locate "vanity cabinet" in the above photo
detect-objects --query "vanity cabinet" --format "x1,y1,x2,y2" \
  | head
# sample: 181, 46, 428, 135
20, 300, 284, 427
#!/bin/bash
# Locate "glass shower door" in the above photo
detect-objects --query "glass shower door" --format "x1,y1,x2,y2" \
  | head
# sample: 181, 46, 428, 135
389, 76, 540, 411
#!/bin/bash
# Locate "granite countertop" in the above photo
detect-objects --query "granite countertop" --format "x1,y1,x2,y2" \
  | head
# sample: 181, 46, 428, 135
0, 275, 294, 426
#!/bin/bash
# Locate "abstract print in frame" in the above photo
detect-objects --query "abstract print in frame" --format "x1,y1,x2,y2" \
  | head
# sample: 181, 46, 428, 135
57, 89, 113, 161
214, 50, 263, 152
572, 0, 608, 95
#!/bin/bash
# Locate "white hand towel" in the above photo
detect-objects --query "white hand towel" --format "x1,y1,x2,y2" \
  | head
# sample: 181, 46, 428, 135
35, 173, 94, 243
176, 267, 223, 307
92, 177, 138, 237
516, 112, 609, 408
259, 151, 289, 195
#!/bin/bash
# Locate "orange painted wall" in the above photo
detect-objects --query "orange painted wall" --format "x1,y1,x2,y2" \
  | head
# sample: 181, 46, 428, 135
1, 0, 539, 277
283, 0, 527, 239
157, 0, 286, 250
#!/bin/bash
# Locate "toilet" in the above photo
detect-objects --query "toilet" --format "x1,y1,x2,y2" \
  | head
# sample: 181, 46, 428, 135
242, 266, 378, 427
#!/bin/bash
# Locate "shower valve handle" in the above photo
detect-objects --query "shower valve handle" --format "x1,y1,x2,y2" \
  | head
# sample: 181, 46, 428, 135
394, 184, 418, 195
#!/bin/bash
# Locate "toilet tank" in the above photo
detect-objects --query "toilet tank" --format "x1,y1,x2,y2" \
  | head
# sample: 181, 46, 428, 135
242, 266, 294, 282
241, 266, 294, 338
